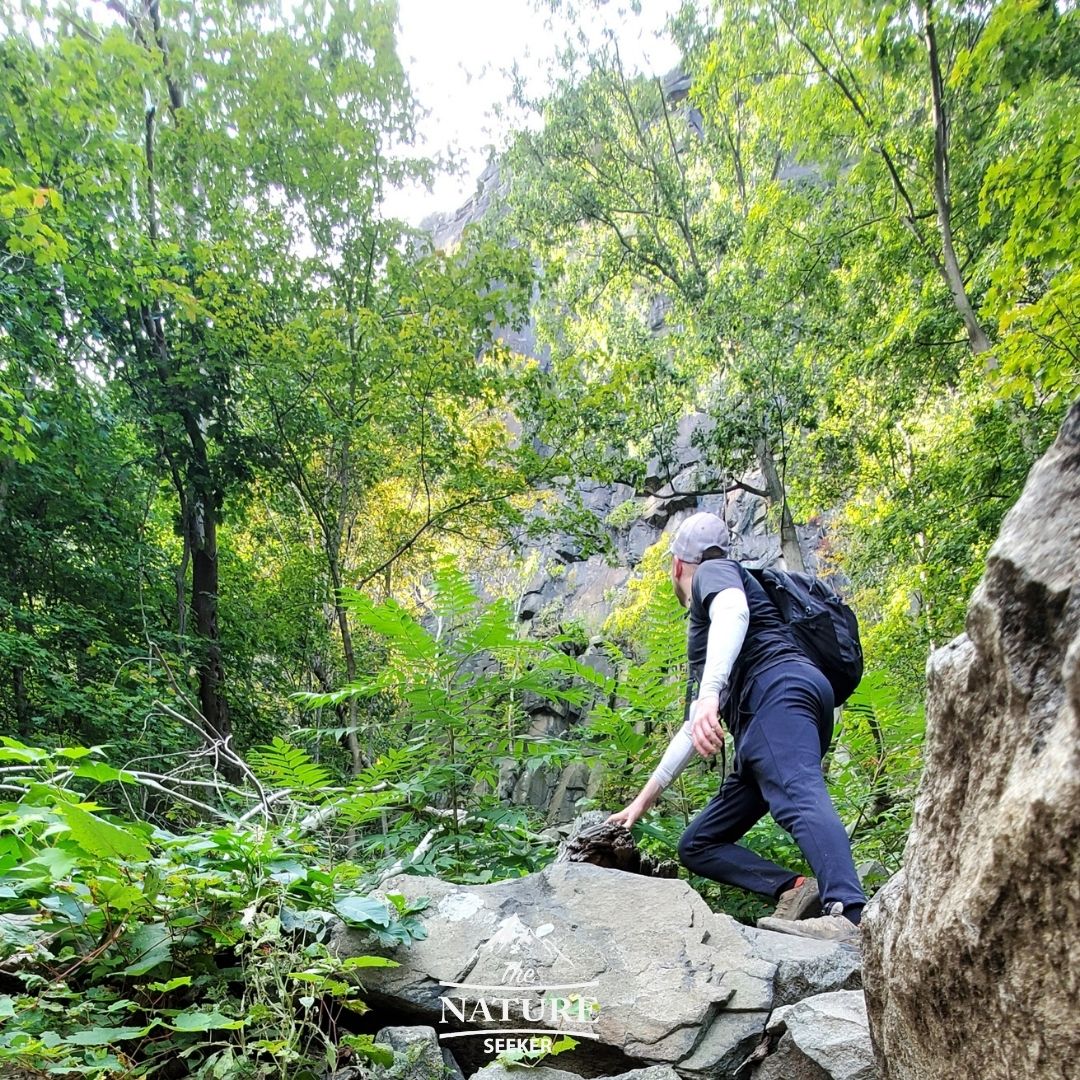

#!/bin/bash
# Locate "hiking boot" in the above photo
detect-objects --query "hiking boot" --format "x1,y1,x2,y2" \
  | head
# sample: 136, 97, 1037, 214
755, 902, 862, 946
768, 875, 820, 921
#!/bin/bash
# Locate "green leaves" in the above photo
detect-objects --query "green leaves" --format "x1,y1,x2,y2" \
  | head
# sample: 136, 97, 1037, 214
63, 1025, 153, 1046
122, 922, 173, 977
169, 1009, 244, 1033
0, 754, 438, 1078
248, 739, 332, 794
333, 895, 392, 927
56, 804, 150, 863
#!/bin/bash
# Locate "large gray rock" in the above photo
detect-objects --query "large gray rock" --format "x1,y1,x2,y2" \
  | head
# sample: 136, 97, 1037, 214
862, 399, 1080, 1079
753, 991, 877, 1080
736, 925, 862, 1007
331, 861, 777, 1079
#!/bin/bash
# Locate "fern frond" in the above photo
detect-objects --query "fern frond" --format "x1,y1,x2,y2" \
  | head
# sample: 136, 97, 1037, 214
431, 555, 481, 622
248, 738, 331, 793
340, 589, 436, 663
455, 597, 517, 655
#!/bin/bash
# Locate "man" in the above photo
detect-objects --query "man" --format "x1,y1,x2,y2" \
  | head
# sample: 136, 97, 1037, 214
606, 511, 867, 943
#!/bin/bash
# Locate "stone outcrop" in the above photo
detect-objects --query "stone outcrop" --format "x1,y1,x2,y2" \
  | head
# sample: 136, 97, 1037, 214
735, 926, 863, 1009
861, 399, 1080, 1079
332, 859, 867, 1080
751, 991, 877, 1080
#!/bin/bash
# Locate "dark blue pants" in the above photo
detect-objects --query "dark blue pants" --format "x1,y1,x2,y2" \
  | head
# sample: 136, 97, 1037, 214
677, 660, 867, 912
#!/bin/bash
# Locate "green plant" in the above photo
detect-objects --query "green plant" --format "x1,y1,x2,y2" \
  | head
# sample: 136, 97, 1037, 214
0, 737, 430, 1078
298, 556, 614, 883
604, 499, 642, 530
494, 1033, 582, 1070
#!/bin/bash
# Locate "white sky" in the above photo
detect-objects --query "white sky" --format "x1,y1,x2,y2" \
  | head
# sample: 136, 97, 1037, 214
386, 0, 684, 224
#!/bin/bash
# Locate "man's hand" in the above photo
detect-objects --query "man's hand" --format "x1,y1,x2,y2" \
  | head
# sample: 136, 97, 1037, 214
691, 693, 725, 756
606, 794, 651, 830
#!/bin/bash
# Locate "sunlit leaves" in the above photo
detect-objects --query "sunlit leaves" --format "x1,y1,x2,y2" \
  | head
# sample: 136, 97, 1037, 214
247, 738, 332, 794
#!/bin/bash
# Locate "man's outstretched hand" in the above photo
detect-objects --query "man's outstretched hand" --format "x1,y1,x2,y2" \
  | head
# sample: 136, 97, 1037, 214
606, 794, 652, 830
692, 693, 725, 756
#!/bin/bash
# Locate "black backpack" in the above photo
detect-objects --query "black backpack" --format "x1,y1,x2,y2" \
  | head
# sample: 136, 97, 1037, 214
744, 566, 864, 706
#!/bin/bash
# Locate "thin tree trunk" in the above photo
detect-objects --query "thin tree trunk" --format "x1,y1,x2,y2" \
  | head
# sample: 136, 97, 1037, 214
13, 667, 29, 740
923, 0, 992, 357
756, 439, 805, 571
328, 554, 364, 774
186, 485, 234, 762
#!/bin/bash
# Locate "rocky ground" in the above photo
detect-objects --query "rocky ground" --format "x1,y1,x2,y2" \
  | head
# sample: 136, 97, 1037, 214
329, 855, 870, 1080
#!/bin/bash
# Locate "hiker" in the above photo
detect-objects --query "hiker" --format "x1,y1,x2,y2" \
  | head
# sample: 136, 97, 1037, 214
606, 511, 867, 943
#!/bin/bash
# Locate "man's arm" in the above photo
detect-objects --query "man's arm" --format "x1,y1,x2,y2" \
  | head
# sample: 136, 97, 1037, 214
608, 587, 751, 827
611, 708, 697, 825
692, 586, 749, 754
698, 586, 749, 704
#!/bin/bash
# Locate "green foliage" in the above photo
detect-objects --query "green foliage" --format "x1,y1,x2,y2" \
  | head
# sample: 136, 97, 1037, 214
0, 738, 431, 1078
297, 555, 615, 883
832, 674, 925, 872
497, 0, 1075, 711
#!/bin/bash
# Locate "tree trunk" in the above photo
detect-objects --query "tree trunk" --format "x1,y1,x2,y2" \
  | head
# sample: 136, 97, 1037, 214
329, 555, 364, 774
185, 484, 234, 763
756, 439, 805, 571
923, 0, 993, 358
13, 666, 29, 741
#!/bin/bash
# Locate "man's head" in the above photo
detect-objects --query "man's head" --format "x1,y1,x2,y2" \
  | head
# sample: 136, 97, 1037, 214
669, 511, 731, 608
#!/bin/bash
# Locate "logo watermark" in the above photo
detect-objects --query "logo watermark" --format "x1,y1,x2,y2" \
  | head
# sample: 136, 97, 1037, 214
437, 960, 601, 1057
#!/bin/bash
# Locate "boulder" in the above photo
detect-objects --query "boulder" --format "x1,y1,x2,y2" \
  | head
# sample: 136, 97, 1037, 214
751, 991, 877, 1080
862, 399, 1080, 1079
331, 861, 777, 1079
369, 1026, 458, 1080
736, 925, 862, 1008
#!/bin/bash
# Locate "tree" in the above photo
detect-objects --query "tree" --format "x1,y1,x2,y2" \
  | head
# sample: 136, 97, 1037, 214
244, 230, 538, 771
0, 0, 419, 756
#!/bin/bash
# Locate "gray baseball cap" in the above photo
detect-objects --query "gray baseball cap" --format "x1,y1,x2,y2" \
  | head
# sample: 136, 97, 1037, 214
670, 511, 731, 562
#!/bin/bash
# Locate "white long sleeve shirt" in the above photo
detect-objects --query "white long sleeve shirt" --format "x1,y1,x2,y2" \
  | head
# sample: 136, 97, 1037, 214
647, 586, 750, 790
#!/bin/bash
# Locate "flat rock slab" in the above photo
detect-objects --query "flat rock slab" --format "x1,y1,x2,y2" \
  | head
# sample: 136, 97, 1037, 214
330, 861, 777, 1079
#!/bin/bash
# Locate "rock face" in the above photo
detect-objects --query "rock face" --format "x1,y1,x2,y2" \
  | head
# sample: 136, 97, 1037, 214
333, 860, 867, 1080
861, 399, 1080, 1079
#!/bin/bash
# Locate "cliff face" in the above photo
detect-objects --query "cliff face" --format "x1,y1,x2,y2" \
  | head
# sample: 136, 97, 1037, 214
861, 398, 1080, 1079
